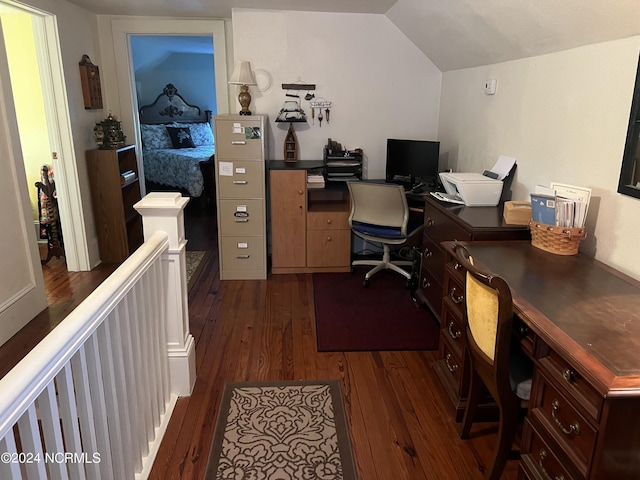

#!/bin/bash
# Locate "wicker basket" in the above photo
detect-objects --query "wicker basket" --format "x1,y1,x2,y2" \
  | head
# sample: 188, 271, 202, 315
529, 222, 586, 255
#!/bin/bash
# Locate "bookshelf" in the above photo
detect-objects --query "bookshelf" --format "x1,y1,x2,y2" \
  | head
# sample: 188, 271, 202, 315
86, 145, 143, 263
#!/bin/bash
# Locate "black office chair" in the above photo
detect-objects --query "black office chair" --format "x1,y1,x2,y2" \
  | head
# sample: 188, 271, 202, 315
347, 181, 423, 287
452, 243, 533, 480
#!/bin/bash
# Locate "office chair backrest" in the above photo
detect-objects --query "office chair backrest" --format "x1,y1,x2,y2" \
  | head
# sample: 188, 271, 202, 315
453, 243, 515, 394
347, 182, 409, 235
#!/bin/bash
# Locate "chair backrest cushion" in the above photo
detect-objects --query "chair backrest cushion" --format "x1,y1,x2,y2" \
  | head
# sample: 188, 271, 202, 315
348, 182, 408, 233
466, 270, 499, 361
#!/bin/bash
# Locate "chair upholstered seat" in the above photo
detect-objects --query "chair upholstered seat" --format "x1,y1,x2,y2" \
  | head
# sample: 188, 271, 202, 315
347, 182, 423, 286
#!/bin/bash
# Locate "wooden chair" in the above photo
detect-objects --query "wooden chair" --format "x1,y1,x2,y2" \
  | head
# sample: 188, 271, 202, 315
452, 243, 532, 480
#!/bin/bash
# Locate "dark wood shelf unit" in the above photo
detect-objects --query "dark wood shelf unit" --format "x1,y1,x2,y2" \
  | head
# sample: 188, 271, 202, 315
86, 145, 143, 263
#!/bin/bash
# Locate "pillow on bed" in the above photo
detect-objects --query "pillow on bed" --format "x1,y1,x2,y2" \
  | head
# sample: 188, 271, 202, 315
173, 122, 214, 147
140, 124, 173, 150
166, 126, 196, 148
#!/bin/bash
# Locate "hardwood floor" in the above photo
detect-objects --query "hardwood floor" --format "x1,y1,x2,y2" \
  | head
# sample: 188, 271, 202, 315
149, 207, 520, 480
1, 204, 519, 479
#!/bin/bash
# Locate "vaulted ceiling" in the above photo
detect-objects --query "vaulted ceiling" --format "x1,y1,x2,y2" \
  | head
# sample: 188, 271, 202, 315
66, 0, 640, 71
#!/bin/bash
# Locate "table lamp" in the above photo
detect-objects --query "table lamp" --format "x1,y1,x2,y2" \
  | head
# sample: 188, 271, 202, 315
228, 61, 257, 115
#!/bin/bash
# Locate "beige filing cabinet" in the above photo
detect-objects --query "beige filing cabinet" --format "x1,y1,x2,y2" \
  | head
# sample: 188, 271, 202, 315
213, 115, 267, 279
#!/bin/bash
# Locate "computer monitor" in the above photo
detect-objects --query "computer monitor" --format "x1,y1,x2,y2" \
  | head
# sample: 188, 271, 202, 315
385, 138, 440, 189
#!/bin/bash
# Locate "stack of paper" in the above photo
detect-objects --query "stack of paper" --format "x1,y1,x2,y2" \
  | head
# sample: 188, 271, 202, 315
530, 183, 590, 228
307, 171, 325, 189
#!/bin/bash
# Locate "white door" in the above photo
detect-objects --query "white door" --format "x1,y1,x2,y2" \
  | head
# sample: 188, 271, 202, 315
0, 22, 47, 347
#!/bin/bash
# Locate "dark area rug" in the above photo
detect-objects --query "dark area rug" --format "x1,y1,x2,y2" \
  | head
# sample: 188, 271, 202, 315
186, 250, 210, 291
313, 269, 440, 351
205, 380, 356, 480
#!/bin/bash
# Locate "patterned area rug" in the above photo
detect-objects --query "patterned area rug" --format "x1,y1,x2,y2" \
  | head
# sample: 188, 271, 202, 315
205, 380, 357, 480
185, 250, 209, 291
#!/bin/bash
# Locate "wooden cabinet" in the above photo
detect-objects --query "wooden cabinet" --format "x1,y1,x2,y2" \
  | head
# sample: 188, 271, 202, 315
214, 114, 267, 280
416, 196, 530, 321
269, 161, 351, 274
86, 145, 142, 263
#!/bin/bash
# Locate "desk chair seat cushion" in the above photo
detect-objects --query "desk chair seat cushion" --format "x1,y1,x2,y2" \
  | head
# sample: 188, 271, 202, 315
352, 220, 422, 239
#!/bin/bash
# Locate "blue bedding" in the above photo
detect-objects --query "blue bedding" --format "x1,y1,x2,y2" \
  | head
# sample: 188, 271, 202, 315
140, 122, 214, 197
142, 146, 213, 197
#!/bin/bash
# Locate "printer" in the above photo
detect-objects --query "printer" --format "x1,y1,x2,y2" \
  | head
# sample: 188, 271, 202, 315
435, 155, 517, 207
438, 172, 504, 206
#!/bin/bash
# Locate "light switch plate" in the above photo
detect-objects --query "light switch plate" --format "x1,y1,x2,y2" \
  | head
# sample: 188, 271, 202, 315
484, 78, 497, 95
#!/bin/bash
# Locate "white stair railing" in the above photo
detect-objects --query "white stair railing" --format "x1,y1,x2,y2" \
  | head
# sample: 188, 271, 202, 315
0, 192, 195, 480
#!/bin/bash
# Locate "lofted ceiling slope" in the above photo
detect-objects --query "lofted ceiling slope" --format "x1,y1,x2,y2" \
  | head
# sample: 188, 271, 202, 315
66, 0, 640, 71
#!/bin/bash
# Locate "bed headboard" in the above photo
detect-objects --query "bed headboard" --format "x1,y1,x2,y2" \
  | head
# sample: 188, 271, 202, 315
139, 83, 212, 124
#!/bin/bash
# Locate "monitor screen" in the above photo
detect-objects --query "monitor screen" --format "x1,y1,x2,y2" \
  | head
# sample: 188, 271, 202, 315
385, 138, 440, 187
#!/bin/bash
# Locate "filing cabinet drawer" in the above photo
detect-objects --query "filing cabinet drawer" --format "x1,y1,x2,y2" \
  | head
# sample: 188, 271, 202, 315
537, 345, 602, 421
521, 418, 579, 480
530, 370, 597, 476
306, 229, 351, 267
307, 210, 349, 230
423, 205, 472, 245
217, 160, 264, 198
214, 119, 264, 159
219, 236, 265, 272
218, 199, 265, 236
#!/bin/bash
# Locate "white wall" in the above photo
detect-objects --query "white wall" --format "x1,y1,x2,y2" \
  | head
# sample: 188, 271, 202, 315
231, 9, 442, 179
439, 37, 640, 279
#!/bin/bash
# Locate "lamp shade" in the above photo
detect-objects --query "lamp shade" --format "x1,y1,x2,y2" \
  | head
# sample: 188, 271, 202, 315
228, 61, 257, 86
275, 100, 307, 123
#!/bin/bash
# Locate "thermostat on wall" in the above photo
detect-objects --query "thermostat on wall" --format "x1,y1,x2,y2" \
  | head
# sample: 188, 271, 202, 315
484, 78, 497, 95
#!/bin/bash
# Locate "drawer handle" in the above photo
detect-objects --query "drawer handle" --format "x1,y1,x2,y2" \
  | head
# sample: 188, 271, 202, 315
231, 141, 246, 145
425, 217, 434, 227
234, 218, 249, 223
539, 449, 565, 480
422, 278, 430, 289
233, 180, 248, 185
448, 321, 462, 339
423, 248, 433, 258
551, 399, 580, 435
326, 219, 332, 224
326, 236, 332, 242
450, 286, 464, 304
445, 353, 459, 373
235, 255, 251, 259
454, 262, 463, 271
562, 369, 575, 383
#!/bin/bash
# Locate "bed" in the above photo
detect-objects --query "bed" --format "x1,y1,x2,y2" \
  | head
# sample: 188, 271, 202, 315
138, 83, 215, 205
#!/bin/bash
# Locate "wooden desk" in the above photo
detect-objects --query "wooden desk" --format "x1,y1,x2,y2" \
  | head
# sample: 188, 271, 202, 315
439, 241, 640, 479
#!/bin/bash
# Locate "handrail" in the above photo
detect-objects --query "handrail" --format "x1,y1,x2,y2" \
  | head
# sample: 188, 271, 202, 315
0, 231, 169, 440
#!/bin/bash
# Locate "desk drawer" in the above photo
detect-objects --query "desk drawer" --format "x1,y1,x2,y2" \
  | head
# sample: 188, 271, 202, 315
217, 160, 264, 198
419, 267, 443, 319
423, 205, 472, 245
422, 236, 446, 285
439, 336, 466, 397
530, 370, 597, 477
443, 269, 465, 318
307, 210, 349, 230
521, 417, 580, 480
537, 345, 602, 422
441, 297, 465, 359
306, 229, 351, 267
